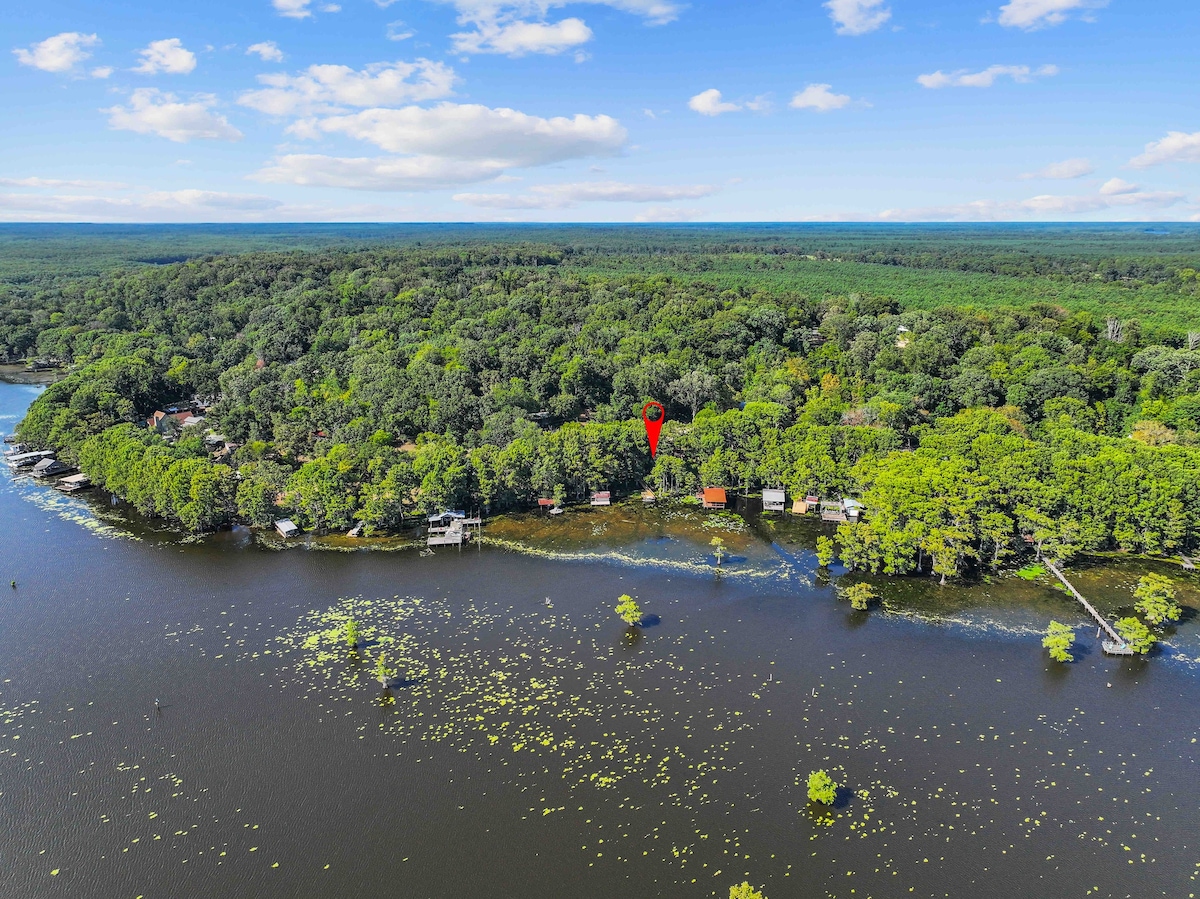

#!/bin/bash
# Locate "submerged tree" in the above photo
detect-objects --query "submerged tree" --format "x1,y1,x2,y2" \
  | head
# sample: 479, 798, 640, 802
807, 769, 838, 805
815, 535, 835, 568
615, 594, 643, 627
729, 883, 767, 899
374, 651, 394, 685
1133, 574, 1182, 626
710, 536, 727, 566
840, 582, 877, 611
1042, 621, 1076, 662
344, 618, 361, 649
1114, 616, 1157, 654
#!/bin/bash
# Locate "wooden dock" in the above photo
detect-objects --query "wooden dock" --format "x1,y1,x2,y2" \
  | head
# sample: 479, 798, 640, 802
426, 517, 482, 548
1043, 560, 1134, 655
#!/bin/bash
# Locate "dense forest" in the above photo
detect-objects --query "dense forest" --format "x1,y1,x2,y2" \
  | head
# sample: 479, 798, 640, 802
7, 227, 1200, 579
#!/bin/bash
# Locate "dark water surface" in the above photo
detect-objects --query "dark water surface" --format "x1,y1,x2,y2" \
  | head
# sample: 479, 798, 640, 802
2, 380, 1199, 899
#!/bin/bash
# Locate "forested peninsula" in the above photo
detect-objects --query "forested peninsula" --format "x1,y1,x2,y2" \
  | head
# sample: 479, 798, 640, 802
7, 228, 1200, 580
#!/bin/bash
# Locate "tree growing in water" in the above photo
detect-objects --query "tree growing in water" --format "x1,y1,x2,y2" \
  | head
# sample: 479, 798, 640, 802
1133, 574, 1182, 626
840, 582, 876, 611
615, 594, 643, 627
807, 769, 838, 805
1115, 616, 1157, 654
710, 536, 727, 566
374, 651, 394, 685
729, 883, 766, 899
1042, 621, 1076, 662
815, 535, 835, 568
344, 618, 361, 649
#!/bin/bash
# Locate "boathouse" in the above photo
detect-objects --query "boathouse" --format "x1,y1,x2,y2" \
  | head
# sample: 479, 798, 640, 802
820, 501, 847, 522
55, 473, 91, 493
702, 487, 727, 510
590, 491, 611, 506
31, 458, 72, 478
762, 488, 786, 513
537, 498, 557, 513
274, 519, 301, 538
7, 450, 54, 469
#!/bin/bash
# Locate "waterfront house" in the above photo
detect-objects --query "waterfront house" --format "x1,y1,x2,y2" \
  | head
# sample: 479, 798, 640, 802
537, 498, 557, 513
55, 473, 91, 492
274, 519, 301, 538
590, 491, 611, 506
31, 458, 72, 478
7, 450, 54, 469
762, 488, 786, 512
702, 487, 727, 510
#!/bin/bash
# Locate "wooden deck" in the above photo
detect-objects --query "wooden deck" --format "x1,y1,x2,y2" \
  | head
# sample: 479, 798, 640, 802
1043, 560, 1134, 655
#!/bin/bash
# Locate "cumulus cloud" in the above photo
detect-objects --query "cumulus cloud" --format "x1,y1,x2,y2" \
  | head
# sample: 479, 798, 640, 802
91, 66, 114, 78
435, 0, 679, 56
133, 38, 197, 75
239, 60, 456, 116
274, 0, 316, 17
13, 32, 100, 74
257, 102, 626, 190
1019, 157, 1093, 180
1099, 177, 1139, 196
790, 83, 851, 112
292, 102, 625, 162
688, 89, 741, 116
996, 0, 1107, 30
247, 41, 285, 62
453, 180, 715, 208
824, 0, 891, 35
1129, 131, 1200, 168
917, 64, 1058, 89
452, 18, 592, 55
105, 89, 243, 143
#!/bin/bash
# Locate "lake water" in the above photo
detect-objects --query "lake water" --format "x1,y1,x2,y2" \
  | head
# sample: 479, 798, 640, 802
2, 379, 1198, 899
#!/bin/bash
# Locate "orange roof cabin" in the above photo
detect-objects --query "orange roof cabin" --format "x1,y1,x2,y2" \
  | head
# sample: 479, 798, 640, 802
702, 487, 727, 510
537, 498, 558, 513
590, 491, 611, 506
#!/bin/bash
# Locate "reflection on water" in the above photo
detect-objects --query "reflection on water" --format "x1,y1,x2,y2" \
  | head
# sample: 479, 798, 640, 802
3, 380, 1200, 899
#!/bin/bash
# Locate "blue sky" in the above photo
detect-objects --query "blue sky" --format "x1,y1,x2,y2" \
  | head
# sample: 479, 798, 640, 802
4, 0, 1199, 222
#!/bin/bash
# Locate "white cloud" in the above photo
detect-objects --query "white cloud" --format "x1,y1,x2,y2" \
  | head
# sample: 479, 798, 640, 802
1129, 131, 1200, 168
254, 154, 512, 190
453, 180, 715, 208
257, 102, 625, 191
432, 0, 680, 56
105, 89, 243, 143
91, 66, 114, 79
917, 64, 1058, 89
239, 59, 456, 116
274, 0, 316, 17
0, 188, 284, 221
876, 186, 1185, 221
387, 21, 415, 41
688, 89, 741, 116
996, 0, 1107, 30
452, 18, 592, 55
1099, 177, 1138, 196
247, 41, 285, 63
824, 0, 891, 35
292, 102, 626, 163
13, 32, 99, 74
1019, 157, 1093, 180
790, 83, 851, 112
133, 38, 197, 75
0, 176, 129, 190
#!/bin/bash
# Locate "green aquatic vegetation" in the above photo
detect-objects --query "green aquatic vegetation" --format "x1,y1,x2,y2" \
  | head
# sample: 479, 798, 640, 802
1042, 621, 1076, 663
730, 882, 766, 899
615, 594, 643, 626
344, 619, 361, 649
702, 512, 746, 533
1114, 617, 1157, 654
840, 583, 876, 611
1016, 563, 1046, 581
1133, 574, 1182, 626
816, 536, 835, 568
807, 769, 838, 805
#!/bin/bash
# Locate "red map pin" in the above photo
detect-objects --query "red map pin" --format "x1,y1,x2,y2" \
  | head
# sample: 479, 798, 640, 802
642, 401, 666, 458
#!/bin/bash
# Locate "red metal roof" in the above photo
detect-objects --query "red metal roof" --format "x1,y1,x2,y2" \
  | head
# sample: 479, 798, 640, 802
537, 498, 556, 506
703, 487, 727, 503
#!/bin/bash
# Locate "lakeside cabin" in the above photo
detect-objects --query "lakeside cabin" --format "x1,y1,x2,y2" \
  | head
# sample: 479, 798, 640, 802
274, 519, 301, 538
55, 473, 91, 493
31, 458, 73, 478
590, 491, 611, 506
702, 487, 727, 510
537, 498, 557, 513
426, 510, 481, 547
762, 488, 786, 513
